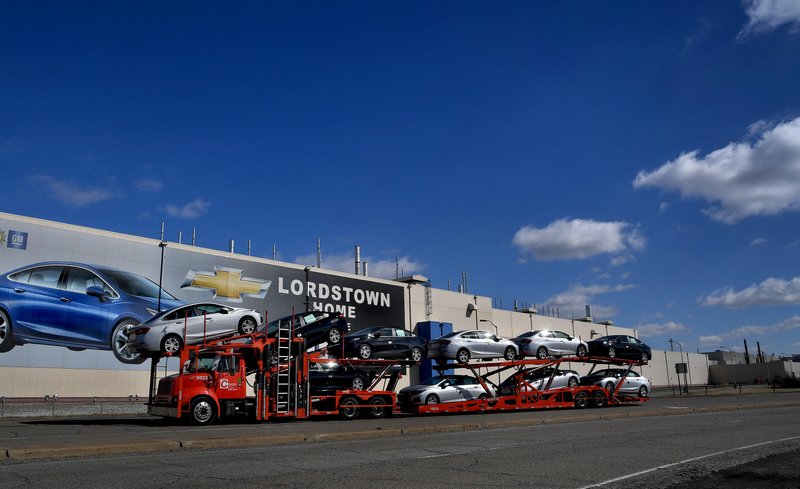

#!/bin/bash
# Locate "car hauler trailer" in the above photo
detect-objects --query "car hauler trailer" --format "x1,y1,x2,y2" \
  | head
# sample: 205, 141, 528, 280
148, 316, 649, 425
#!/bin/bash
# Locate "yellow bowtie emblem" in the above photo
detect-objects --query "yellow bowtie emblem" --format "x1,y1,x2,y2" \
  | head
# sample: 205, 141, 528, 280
181, 267, 271, 302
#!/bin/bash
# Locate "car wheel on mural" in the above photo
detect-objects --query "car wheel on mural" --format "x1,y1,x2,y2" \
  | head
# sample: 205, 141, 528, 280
0, 262, 183, 363
0, 309, 14, 353
112, 320, 147, 364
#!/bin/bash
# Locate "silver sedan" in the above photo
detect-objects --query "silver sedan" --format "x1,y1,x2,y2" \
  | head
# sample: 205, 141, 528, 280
397, 375, 497, 408
126, 303, 263, 355
578, 368, 652, 397
514, 330, 588, 359
427, 330, 519, 363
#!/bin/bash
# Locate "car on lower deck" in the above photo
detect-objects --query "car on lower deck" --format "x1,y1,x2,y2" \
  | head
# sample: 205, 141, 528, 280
578, 368, 651, 397
498, 367, 580, 395
308, 361, 379, 393
397, 374, 497, 409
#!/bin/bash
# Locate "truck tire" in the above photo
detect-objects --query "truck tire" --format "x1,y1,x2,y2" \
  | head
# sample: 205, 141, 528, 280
339, 396, 360, 421
189, 396, 217, 426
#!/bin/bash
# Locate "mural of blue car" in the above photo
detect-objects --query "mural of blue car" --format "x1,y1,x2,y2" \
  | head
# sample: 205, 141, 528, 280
0, 262, 183, 364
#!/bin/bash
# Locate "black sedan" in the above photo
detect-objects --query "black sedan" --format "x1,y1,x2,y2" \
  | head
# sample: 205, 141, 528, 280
260, 311, 349, 348
342, 326, 427, 361
308, 361, 377, 393
587, 335, 652, 363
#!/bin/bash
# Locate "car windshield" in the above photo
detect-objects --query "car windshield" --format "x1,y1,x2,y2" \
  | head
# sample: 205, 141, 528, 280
184, 355, 216, 372
99, 269, 177, 300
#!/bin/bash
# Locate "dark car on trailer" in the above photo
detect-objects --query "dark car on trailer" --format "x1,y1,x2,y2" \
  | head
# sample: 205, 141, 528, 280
587, 335, 652, 363
309, 361, 378, 392
260, 311, 349, 348
341, 326, 427, 361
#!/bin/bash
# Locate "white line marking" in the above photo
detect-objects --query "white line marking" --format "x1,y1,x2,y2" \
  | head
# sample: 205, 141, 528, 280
664, 406, 688, 410
577, 435, 800, 489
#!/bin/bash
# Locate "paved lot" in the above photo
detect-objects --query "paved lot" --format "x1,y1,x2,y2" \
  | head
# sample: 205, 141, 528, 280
0, 399, 798, 488
0, 390, 798, 460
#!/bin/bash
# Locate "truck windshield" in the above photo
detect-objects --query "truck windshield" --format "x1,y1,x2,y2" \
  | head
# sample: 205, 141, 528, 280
185, 356, 216, 372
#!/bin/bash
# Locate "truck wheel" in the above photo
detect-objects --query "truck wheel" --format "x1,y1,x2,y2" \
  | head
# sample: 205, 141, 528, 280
365, 396, 389, 419
339, 396, 360, 421
238, 316, 257, 334
573, 391, 588, 409
111, 320, 146, 364
190, 396, 217, 426
0, 310, 15, 353
592, 391, 607, 408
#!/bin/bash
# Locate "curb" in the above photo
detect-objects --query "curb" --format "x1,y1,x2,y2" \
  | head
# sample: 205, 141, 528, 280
4, 400, 800, 461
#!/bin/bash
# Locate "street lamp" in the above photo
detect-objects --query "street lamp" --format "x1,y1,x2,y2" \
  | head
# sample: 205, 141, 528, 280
479, 319, 499, 335
720, 346, 737, 387
670, 338, 688, 394
157, 241, 168, 313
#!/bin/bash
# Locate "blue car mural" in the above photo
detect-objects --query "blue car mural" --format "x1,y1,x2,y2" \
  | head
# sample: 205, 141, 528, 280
0, 262, 183, 364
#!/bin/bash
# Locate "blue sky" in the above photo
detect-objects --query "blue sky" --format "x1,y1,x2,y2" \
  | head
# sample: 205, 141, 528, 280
2, 1, 800, 356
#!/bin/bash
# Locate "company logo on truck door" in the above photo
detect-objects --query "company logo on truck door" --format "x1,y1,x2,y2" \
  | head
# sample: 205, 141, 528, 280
181, 267, 271, 302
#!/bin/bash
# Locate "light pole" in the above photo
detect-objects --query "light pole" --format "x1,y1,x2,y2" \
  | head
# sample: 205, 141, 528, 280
157, 241, 168, 313
671, 339, 688, 394
720, 346, 737, 387
479, 319, 499, 335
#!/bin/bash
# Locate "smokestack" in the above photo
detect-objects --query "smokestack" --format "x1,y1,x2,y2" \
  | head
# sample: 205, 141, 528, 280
354, 245, 361, 275
363, 262, 368, 277
160, 222, 165, 241
743, 339, 751, 364
178, 231, 182, 244
756, 341, 763, 363
316, 238, 321, 268
396, 256, 400, 279
585, 305, 592, 319
272, 244, 277, 260
192, 228, 196, 246
229, 239, 235, 253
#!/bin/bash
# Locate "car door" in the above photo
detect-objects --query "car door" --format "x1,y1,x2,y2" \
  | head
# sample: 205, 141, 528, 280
476, 331, 498, 357
50, 266, 115, 347
8, 265, 64, 341
626, 336, 644, 359
196, 304, 233, 338
622, 371, 639, 392
551, 331, 571, 355
440, 377, 464, 402
459, 331, 480, 357
168, 306, 206, 343
371, 327, 395, 357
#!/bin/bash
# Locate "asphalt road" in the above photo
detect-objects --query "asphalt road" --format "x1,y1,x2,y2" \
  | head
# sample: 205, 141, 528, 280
1, 394, 799, 488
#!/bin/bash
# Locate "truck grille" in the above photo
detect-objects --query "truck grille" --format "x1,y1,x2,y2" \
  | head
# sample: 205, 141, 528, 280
157, 378, 174, 396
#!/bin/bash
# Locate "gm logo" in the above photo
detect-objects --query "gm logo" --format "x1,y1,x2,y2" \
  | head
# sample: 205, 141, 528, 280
7, 230, 28, 250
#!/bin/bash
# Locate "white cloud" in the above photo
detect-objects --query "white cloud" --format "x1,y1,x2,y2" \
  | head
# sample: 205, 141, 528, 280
135, 178, 163, 192
543, 283, 636, 319
512, 218, 645, 261
610, 254, 635, 267
700, 316, 800, 344
699, 335, 724, 346
701, 276, 800, 308
633, 117, 800, 224
165, 198, 210, 219
637, 321, 689, 338
750, 238, 768, 246
738, 0, 800, 38
658, 202, 669, 213
294, 251, 425, 280
30, 174, 114, 207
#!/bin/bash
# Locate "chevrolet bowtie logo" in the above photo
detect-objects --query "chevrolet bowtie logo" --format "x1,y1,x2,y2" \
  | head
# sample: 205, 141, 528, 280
181, 267, 271, 302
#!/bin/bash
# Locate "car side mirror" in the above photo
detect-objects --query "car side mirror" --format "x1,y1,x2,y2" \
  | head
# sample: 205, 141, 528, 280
493, 337, 500, 342
86, 286, 106, 300
440, 381, 450, 388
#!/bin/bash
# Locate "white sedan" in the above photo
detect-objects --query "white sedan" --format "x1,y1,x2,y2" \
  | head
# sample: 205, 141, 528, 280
126, 303, 263, 355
